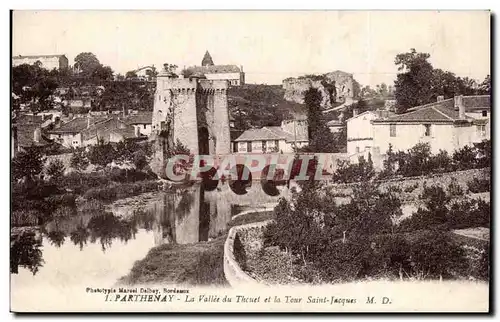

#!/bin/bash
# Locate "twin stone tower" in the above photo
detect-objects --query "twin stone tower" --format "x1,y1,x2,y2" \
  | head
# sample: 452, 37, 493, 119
150, 66, 231, 178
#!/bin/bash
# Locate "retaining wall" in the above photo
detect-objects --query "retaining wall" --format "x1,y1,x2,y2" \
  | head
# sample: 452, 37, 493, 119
223, 220, 271, 287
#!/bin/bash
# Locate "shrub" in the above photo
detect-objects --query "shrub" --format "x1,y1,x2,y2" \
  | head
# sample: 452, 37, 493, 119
87, 139, 117, 168
332, 155, 374, 183
12, 209, 40, 227
420, 184, 450, 212
430, 150, 454, 173
46, 159, 65, 183
446, 178, 464, 197
447, 198, 490, 229
396, 143, 433, 177
406, 230, 467, 279
403, 183, 419, 193
52, 206, 76, 218
83, 185, 118, 201
452, 145, 477, 170
467, 178, 490, 193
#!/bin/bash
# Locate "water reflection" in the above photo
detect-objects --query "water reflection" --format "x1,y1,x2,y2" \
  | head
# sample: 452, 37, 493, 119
10, 230, 44, 275
11, 183, 287, 277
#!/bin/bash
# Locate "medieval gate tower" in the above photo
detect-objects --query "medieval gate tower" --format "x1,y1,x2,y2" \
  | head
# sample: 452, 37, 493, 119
150, 67, 231, 176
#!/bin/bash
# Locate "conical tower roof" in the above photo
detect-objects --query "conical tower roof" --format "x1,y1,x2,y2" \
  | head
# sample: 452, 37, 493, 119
201, 51, 214, 66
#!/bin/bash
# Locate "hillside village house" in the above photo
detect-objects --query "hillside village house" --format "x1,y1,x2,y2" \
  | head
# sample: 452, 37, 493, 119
47, 114, 143, 148
184, 51, 245, 86
346, 110, 380, 155
12, 54, 69, 70
12, 114, 55, 157
365, 95, 490, 156
125, 111, 153, 136
326, 120, 344, 134
234, 119, 308, 153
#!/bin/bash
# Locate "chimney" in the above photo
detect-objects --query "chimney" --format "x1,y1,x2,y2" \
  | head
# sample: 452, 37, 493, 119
454, 95, 465, 119
338, 111, 345, 122
437, 95, 444, 102
33, 127, 41, 143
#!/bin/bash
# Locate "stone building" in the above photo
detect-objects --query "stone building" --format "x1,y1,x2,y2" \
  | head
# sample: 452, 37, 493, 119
12, 54, 69, 70
371, 95, 490, 155
150, 67, 231, 176
233, 119, 309, 154
282, 70, 357, 109
184, 51, 245, 86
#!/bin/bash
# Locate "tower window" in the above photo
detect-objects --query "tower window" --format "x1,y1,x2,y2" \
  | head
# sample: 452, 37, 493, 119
482, 110, 488, 117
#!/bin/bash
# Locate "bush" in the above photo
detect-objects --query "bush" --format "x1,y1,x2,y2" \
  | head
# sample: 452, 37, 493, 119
467, 178, 490, 193
446, 178, 464, 197
406, 230, 467, 279
447, 198, 490, 229
12, 209, 40, 227
453, 145, 478, 171
332, 155, 374, 183
403, 183, 419, 193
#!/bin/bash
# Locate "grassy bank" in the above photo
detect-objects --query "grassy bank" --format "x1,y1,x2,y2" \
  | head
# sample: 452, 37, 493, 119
118, 210, 274, 286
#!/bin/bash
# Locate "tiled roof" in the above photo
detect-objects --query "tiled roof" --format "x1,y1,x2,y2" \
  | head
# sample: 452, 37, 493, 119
16, 124, 52, 147
13, 54, 66, 59
112, 126, 137, 139
14, 114, 44, 125
125, 112, 152, 124
406, 95, 490, 112
462, 95, 490, 111
234, 126, 307, 142
372, 104, 473, 124
82, 118, 137, 140
48, 116, 109, 134
187, 65, 241, 74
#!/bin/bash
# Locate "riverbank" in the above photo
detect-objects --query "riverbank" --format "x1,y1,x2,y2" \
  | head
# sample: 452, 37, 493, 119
118, 210, 274, 286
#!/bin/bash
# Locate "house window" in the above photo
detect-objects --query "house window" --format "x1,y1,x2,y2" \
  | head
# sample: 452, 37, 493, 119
275, 140, 279, 147
390, 124, 396, 137
355, 146, 360, 153
143, 124, 147, 129
238, 142, 247, 152
482, 110, 488, 117
262, 141, 267, 152
424, 124, 432, 137
247, 142, 252, 152
477, 125, 486, 136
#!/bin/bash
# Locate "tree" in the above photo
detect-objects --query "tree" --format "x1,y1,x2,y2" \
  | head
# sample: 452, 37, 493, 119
87, 139, 116, 168
12, 63, 58, 113
46, 159, 65, 184
74, 52, 101, 77
302, 88, 338, 153
394, 48, 434, 113
12, 149, 45, 182
145, 67, 158, 81
126, 71, 138, 79
92, 65, 114, 81
479, 75, 491, 95
70, 149, 89, 173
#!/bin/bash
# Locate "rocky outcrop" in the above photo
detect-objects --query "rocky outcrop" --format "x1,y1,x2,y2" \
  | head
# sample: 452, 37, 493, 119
282, 71, 356, 110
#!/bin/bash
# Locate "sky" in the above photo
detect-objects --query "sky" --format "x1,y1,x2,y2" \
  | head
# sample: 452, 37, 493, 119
12, 10, 490, 87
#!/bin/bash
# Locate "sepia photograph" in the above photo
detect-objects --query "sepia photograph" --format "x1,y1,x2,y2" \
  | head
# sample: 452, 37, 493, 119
10, 10, 491, 313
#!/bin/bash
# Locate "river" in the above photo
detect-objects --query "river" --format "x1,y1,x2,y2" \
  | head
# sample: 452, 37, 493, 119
10, 181, 290, 309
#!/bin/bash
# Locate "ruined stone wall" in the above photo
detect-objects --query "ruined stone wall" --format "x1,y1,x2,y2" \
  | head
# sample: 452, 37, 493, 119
282, 71, 355, 109
324, 71, 355, 101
